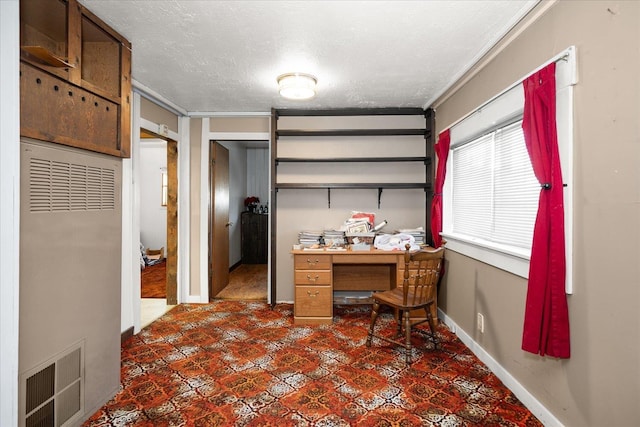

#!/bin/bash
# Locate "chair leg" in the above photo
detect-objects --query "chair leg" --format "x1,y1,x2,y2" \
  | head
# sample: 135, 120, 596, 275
366, 301, 381, 347
425, 305, 438, 349
396, 310, 403, 337
403, 310, 412, 364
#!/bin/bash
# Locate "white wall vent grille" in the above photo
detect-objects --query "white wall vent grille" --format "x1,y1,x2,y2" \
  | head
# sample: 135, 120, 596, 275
20, 341, 85, 427
30, 158, 116, 212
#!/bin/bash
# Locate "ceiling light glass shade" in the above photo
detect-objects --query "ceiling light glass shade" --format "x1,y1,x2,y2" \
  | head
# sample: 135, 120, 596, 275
277, 73, 317, 100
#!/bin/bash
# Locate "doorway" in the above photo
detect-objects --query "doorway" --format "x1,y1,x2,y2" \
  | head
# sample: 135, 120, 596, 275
209, 140, 269, 301
139, 129, 178, 326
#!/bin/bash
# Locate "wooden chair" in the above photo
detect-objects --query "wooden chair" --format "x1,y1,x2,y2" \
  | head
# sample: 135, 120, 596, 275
366, 244, 445, 363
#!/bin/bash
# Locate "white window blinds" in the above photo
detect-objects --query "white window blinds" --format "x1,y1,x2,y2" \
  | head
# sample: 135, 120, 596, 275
451, 121, 538, 250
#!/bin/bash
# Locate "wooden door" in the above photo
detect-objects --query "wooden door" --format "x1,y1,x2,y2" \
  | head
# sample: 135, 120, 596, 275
210, 142, 230, 298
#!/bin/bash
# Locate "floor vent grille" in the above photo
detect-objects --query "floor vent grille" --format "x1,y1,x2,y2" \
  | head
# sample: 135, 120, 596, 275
21, 341, 84, 427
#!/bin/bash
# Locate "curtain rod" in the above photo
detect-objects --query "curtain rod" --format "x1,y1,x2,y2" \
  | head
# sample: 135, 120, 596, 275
445, 46, 576, 134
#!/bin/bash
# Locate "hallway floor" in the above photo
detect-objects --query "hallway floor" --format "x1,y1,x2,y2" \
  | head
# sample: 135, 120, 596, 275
141, 298, 175, 329
215, 263, 268, 300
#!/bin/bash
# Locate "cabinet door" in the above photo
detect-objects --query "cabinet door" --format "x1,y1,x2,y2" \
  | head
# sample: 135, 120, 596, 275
241, 213, 268, 264
19, 0, 131, 158
254, 214, 267, 263
20, 0, 71, 82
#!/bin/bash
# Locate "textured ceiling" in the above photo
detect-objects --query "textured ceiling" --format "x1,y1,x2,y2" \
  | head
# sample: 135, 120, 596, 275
80, 0, 538, 113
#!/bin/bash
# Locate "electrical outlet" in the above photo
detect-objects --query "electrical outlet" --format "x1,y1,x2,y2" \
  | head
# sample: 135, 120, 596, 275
477, 313, 485, 333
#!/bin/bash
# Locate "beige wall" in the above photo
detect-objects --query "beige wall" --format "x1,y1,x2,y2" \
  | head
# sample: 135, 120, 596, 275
433, 1, 639, 426
140, 97, 179, 132
274, 114, 429, 302
210, 116, 269, 133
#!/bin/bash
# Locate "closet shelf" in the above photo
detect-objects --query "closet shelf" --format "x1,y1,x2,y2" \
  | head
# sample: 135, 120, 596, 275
21, 46, 75, 68
276, 108, 425, 116
277, 128, 426, 137
275, 183, 431, 190
276, 156, 431, 164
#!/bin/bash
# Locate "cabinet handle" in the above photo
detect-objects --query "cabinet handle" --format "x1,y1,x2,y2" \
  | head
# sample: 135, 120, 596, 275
307, 290, 320, 297
306, 274, 319, 283
306, 258, 319, 266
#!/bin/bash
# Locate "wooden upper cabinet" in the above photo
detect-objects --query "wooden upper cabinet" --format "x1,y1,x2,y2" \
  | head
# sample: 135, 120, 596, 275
20, 0, 132, 158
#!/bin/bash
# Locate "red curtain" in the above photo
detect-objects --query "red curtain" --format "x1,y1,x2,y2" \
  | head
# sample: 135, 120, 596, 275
430, 129, 450, 248
521, 62, 570, 358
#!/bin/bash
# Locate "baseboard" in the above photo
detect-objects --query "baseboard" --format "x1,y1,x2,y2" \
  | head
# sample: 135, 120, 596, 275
186, 295, 208, 303
437, 309, 564, 427
230, 261, 242, 271
121, 326, 134, 347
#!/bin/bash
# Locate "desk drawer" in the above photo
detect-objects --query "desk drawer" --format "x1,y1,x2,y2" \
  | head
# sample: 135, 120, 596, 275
295, 286, 332, 317
295, 270, 331, 285
294, 254, 331, 270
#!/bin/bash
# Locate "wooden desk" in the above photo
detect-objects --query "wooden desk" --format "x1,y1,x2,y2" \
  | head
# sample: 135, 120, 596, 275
292, 248, 437, 325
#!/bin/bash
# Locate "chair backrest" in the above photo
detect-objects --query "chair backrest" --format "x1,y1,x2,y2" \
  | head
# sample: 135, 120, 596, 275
402, 245, 445, 306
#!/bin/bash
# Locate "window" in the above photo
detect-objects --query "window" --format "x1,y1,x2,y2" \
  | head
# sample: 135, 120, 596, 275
161, 171, 168, 206
442, 47, 575, 292
451, 120, 539, 254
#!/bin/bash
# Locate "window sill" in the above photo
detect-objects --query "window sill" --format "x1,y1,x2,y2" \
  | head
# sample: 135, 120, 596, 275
440, 233, 530, 279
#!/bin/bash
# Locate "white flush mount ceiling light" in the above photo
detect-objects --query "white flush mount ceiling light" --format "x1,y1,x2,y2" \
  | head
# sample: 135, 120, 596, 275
277, 73, 317, 100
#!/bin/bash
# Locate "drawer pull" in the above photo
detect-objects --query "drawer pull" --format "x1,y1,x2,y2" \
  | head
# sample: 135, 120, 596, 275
306, 258, 319, 266
306, 274, 319, 282
307, 290, 320, 297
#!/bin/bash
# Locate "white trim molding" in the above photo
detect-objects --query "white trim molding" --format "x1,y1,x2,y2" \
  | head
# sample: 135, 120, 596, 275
0, 1, 20, 425
189, 111, 271, 118
130, 92, 143, 334
442, 233, 530, 279
140, 117, 180, 141
177, 116, 191, 304
438, 310, 565, 427
132, 79, 188, 117
196, 118, 211, 303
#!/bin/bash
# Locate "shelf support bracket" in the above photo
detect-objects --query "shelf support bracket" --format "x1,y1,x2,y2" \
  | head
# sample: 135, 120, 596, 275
327, 188, 331, 208
377, 188, 383, 208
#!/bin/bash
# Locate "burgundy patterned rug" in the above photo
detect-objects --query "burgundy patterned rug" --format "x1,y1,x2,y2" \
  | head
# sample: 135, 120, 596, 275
84, 301, 541, 426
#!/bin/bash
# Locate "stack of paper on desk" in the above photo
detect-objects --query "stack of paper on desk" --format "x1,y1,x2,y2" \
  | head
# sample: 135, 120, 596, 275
298, 230, 323, 248
397, 227, 426, 245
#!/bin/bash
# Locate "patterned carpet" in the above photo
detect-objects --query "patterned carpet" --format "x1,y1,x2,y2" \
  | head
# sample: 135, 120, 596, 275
84, 301, 541, 426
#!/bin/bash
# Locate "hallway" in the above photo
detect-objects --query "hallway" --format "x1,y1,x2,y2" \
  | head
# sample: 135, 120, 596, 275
214, 264, 267, 300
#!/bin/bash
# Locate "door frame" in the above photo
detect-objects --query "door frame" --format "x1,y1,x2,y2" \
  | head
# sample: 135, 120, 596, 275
199, 121, 271, 303
138, 131, 178, 304
126, 90, 190, 333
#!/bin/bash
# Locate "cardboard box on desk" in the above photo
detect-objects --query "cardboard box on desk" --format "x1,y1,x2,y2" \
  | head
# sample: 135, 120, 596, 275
346, 232, 375, 245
